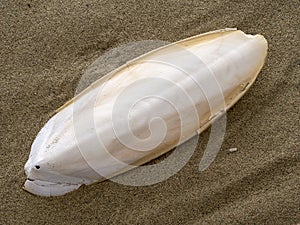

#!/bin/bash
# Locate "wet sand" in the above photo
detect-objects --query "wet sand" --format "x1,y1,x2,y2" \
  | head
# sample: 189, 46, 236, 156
0, 1, 299, 224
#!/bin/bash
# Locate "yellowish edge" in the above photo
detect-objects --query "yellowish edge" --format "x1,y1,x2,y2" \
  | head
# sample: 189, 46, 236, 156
55, 28, 238, 113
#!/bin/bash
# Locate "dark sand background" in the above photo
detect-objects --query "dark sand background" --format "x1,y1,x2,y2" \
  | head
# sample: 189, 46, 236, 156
1, 0, 299, 224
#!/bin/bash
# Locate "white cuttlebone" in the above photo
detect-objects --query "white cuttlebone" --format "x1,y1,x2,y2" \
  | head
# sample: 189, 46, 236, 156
24, 28, 268, 196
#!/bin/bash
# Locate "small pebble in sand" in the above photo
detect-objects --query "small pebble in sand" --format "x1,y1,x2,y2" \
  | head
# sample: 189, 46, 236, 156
229, 147, 238, 152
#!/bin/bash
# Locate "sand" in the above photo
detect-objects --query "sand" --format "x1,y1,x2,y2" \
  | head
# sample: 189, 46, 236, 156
0, 0, 299, 224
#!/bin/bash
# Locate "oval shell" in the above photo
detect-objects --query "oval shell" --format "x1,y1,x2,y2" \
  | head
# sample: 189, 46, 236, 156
24, 28, 268, 196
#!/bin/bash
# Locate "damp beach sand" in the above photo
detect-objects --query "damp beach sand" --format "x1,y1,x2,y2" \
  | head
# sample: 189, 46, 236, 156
0, 1, 299, 224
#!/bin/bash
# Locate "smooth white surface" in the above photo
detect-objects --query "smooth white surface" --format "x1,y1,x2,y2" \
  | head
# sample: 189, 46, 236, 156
24, 29, 268, 196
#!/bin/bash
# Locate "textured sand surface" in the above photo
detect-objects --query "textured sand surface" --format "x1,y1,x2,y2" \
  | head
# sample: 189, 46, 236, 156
0, 1, 299, 224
